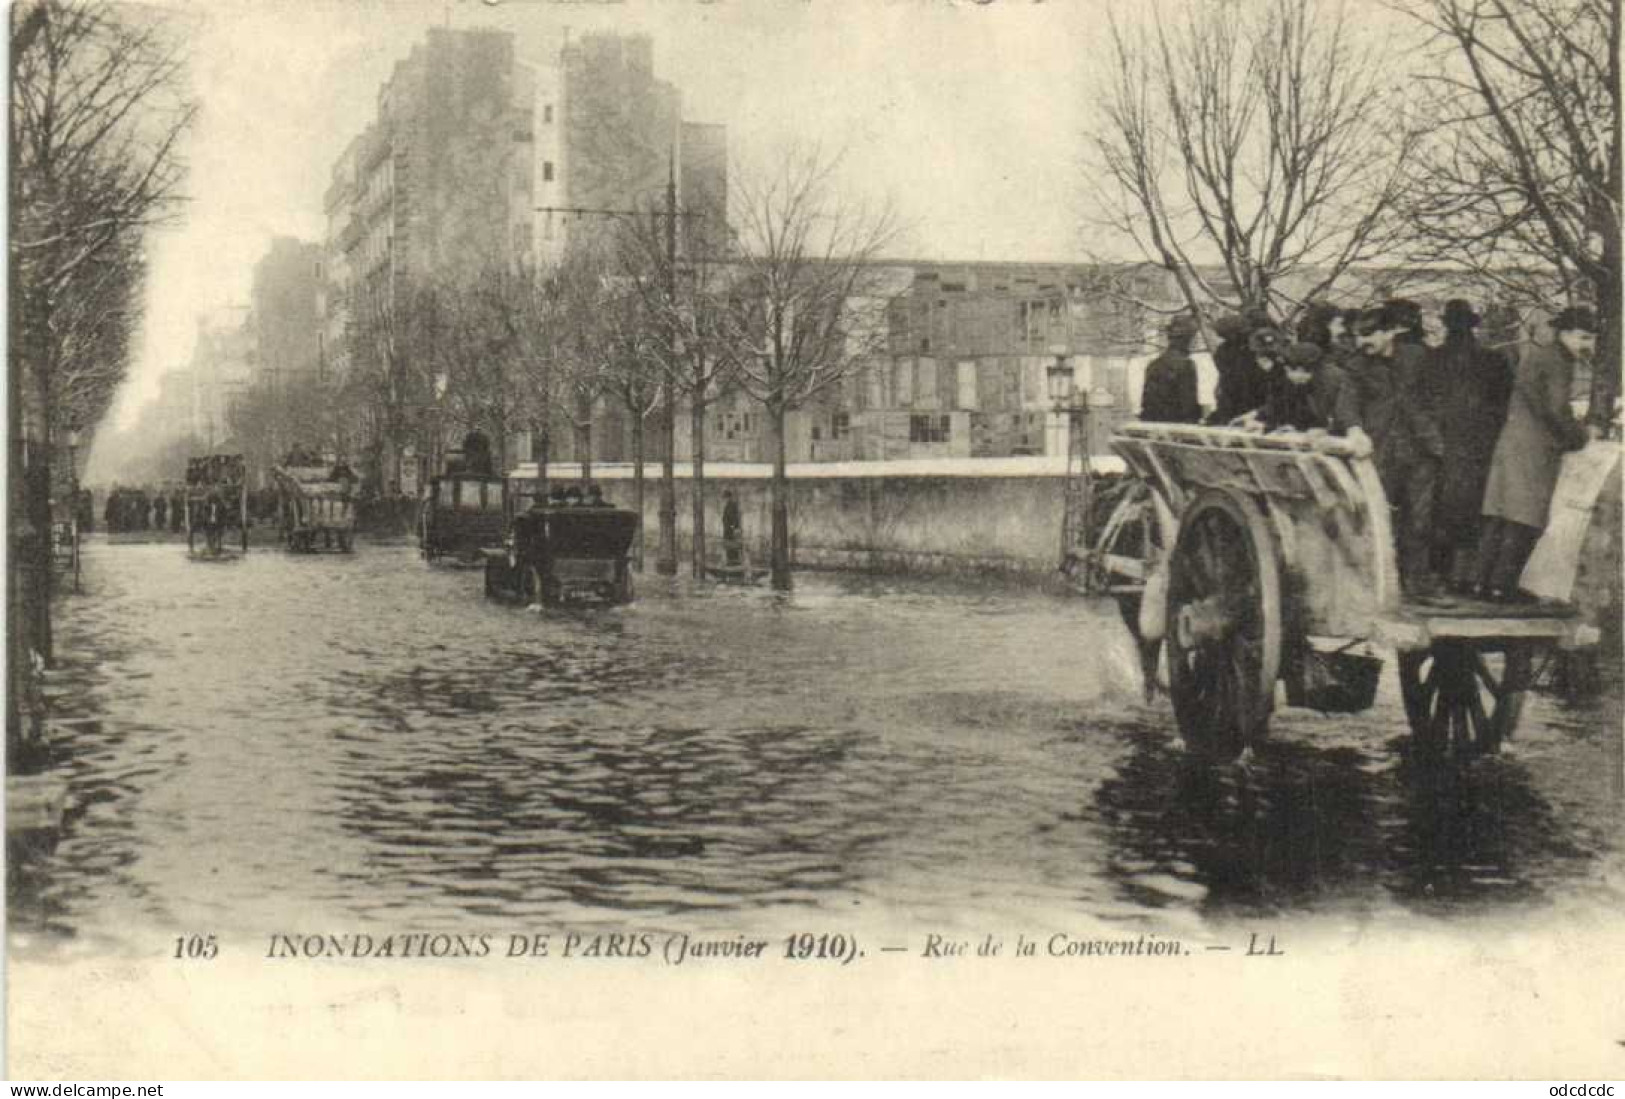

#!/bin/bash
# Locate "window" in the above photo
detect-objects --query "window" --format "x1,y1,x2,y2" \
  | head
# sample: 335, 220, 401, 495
439, 481, 455, 507
956, 361, 978, 411
915, 358, 938, 409
832, 412, 851, 439
542, 161, 555, 182
1019, 301, 1047, 348
909, 414, 951, 444
543, 104, 554, 123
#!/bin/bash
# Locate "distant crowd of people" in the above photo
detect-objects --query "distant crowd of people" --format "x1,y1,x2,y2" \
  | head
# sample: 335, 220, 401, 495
102, 485, 188, 534
1139, 300, 1605, 604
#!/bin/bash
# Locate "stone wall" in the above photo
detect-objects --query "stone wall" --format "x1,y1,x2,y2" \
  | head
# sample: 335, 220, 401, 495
587, 472, 1073, 580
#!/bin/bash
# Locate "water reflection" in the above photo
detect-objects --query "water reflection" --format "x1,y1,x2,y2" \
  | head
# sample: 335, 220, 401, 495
7, 537, 1624, 954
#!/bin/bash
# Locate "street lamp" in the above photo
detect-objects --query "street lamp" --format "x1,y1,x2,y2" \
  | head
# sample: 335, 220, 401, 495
1046, 347, 1102, 590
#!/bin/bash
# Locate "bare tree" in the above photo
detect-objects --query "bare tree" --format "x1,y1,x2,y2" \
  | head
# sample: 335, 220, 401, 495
611, 210, 739, 575
714, 146, 900, 590
1084, 0, 1418, 327
9, 0, 194, 700
1395, 0, 1619, 420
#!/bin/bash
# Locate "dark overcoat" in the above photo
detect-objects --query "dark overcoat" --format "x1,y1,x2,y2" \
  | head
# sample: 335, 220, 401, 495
1139, 350, 1202, 424
1209, 340, 1270, 422
1432, 336, 1512, 530
1339, 343, 1443, 477
1481, 342, 1588, 529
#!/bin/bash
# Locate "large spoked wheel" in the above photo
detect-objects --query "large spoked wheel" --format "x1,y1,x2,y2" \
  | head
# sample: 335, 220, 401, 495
617, 564, 635, 605
338, 529, 353, 554
1094, 481, 1167, 598
1397, 642, 1532, 759
1165, 490, 1283, 762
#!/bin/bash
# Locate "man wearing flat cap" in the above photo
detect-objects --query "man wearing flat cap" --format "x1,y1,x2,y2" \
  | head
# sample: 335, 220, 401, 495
1343, 301, 1447, 599
1139, 313, 1203, 424
1477, 306, 1598, 602
1430, 299, 1513, 590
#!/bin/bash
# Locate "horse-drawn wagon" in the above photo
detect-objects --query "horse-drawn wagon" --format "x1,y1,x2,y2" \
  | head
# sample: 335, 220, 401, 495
1094, 422, 1602, 761
272, 460, 357, 553
184, 454, 250, 557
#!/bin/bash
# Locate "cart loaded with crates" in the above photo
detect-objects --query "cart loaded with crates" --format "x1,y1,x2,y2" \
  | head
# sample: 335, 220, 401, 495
185, 454, 250, 557
272, 460, 357, 554
1095, 422, 1603, 762
483, 500, 639, 607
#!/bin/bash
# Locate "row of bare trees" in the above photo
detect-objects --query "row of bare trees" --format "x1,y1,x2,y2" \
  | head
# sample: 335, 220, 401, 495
1085, 0, 1618, 421
255, 146, 897, 590
9, 0, 195, 751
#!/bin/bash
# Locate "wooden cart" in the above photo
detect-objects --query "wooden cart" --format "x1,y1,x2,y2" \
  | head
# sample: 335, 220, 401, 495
272, 464, 356, 553
1109, 422, 1602, 762
483, 504, 638, 606
184, 454, 250, 557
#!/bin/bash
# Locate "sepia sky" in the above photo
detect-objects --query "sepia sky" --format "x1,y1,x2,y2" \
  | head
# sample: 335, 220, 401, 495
119, 0, 1107, 424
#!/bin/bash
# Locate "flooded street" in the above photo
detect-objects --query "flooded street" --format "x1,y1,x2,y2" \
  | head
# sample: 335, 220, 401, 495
10, 536, 1625, 957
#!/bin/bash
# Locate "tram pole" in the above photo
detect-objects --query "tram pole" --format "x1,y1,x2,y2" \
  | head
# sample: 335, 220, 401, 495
656, 155, 679, 576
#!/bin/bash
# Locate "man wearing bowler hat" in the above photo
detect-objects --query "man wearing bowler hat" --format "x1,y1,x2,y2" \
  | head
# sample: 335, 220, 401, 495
1138, 313, 1203, 424
1431, 299, 1513, 590
1476, 306, 1598, 603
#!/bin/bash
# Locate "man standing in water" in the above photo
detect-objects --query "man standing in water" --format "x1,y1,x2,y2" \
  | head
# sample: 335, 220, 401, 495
721, 490, 743, 567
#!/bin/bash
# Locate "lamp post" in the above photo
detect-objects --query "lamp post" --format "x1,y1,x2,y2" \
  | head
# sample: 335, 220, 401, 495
1046, 348, 1095, 587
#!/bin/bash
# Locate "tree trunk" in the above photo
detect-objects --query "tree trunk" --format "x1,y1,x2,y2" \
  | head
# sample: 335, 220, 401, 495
531, 417, 550, 494
1590, 264, 1619, 428
576, 393, 594, 482
27, 358, 54, 664
630, 406, 645, 570
770, 400, 791, 591
691, 389, 707, 578
657, 377, 678, 575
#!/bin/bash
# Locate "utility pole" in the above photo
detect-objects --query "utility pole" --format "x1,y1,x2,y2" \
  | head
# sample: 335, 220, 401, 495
535, 175, 702, 578
657, 154, 679, 576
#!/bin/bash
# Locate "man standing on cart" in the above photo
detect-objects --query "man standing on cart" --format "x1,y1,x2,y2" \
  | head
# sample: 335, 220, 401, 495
1430, 299, 1513, 592
1344, 300, 1446, 601
1476, 306, 1597, 604
1138, 314, 1203, 423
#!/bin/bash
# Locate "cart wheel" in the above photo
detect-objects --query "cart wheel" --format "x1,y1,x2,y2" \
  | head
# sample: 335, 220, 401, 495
484, 559, 499, 599
419, 508, 433, 562
1398, 642, 1532, 758
618, 567, 635, 604
338, 530, 353, 554
1094, 481, 1166, 595
186, 503, 195, 553
241, 520, 250, 554
522, 564, 545, 605
1165, 489, 1283, 761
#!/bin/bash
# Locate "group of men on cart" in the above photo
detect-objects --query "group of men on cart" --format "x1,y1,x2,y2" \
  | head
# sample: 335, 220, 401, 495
1139, 300, 1606, 606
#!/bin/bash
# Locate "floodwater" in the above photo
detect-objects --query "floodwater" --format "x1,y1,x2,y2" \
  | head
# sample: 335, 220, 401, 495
9, 536, 1624, 957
